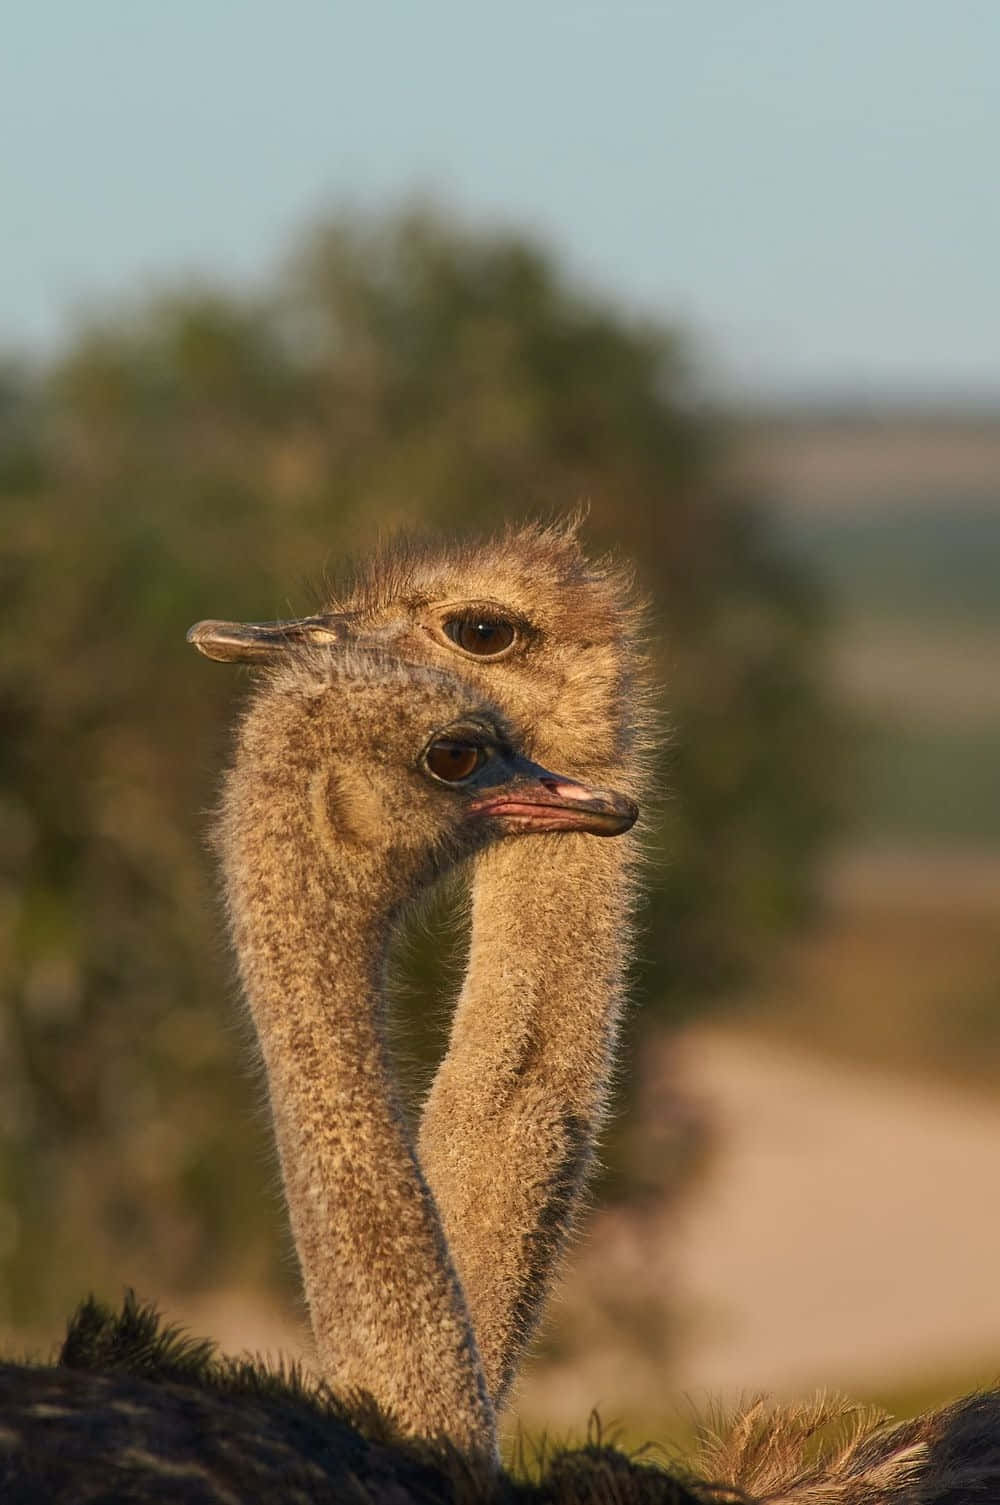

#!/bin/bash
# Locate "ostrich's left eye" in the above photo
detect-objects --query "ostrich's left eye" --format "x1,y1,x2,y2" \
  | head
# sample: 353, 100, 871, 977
443, 615, 517, 656
424, 739, 487, 783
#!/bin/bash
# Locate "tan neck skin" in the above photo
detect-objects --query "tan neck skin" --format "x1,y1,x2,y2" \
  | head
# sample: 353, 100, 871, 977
419, 827, 634, 1408
220, 748, 496, 1456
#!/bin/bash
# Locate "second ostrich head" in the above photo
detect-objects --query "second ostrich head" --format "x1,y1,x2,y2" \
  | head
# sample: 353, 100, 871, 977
225, 642, 638, 904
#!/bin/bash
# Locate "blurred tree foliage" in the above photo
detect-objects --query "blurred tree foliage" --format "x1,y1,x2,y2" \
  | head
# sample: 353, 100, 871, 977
0, 208, 837, 1332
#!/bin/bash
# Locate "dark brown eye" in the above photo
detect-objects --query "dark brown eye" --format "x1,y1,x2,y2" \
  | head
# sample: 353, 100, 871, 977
424, 739, 487, 783
443, 615, 516, 656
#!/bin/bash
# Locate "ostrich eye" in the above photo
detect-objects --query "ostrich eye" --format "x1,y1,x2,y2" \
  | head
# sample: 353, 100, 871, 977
424, 738, 487, 783
443, 614, 516, 656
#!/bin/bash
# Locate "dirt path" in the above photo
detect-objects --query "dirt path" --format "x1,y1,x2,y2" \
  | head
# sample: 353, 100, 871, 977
517, 1026, 1000, 1425
670, 1026, 1000, 1395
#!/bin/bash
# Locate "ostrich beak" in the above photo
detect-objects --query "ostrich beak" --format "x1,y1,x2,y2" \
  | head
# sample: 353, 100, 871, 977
186, 613, 353, 662
470, 768, 638, 838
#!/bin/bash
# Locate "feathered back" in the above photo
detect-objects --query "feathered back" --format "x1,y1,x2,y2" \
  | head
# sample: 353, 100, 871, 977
691, 1391, 1000, 1505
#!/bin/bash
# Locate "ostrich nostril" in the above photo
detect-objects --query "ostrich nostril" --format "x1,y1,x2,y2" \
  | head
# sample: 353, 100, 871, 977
540, 776, 601, 804
310, 616, 349, 643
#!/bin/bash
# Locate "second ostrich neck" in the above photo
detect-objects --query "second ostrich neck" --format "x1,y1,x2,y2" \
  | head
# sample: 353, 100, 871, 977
222, 743, 495, 1454
420, 824, 633, 1404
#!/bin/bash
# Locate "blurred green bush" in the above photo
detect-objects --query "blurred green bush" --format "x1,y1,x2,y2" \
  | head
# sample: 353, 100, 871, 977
0, 207, 838, 1329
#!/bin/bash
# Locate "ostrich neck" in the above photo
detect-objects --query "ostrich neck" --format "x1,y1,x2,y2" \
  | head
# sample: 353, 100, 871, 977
418, 828, 634, 1406
222, 762, 495, 1455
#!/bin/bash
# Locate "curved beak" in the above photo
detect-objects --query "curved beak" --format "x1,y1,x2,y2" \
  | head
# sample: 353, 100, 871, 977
469, 770, 638, 838
186, 613, 352, 663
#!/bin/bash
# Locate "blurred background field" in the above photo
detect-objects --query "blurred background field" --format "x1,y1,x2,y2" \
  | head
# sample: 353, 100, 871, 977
515, 414, 1000, 1438
2, 0, 999, 1453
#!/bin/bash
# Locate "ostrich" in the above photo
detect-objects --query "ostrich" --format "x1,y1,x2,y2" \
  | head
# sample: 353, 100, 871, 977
188, 519, 649, 1408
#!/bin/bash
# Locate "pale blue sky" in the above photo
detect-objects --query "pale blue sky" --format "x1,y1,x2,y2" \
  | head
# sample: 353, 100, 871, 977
3, 2, 998, 399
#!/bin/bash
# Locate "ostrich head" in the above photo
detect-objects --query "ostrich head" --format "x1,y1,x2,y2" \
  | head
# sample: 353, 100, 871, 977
188, 520, 648, 784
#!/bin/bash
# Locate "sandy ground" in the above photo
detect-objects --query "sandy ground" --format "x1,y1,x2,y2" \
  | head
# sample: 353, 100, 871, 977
514, 1025, 1000, 1426
670, 1027, 1000, 1393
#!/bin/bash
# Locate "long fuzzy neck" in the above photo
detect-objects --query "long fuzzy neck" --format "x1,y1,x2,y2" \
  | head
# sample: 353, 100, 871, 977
220, 707, 496, 1455
418, 826, 636, 1406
